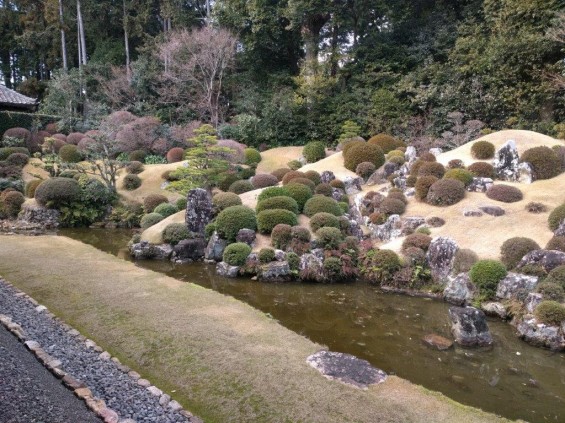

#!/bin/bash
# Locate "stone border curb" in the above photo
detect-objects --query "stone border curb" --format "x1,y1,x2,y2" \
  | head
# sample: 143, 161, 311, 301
0, 278, 203, 423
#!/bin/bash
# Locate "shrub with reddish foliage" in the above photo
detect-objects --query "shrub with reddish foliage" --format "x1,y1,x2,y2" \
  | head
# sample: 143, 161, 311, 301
151, 137, 172, 155
486, 185, 523, 203
77, 137, 96, 153
418, 161, 445, 179
271, 168, 291, 181
3, 128, 31, 146
419, 152, 436, 162
282, 171, 306, 185
44, 123, 58, 134
415, 176, 438, 200
271, 223, 292, 250
0, 190, 25, 218
379, 198, 406, 215
101, 111, 137, 129
52, 133, 67, 143
166, 147, 185, 163
426, 179, 465, 206
115, 116, 161, 153
330, 179, 345, 189
66, 132, 85, 145
468, 162, 495, 178
251, 173, 279, 189
402, 233, 432, 252
170, 121, 200, 147
217, 139, 246, 163
447, 159, 465, 169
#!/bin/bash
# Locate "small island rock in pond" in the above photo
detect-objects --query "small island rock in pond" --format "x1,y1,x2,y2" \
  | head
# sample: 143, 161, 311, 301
449, 306, 493, 348
422, 334, 453, 351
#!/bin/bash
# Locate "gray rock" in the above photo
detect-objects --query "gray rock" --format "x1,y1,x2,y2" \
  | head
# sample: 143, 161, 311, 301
274, 249, 286, 261
404, 187, 415, 197
383, 162, 400, 177
306, 350, 387, 389
320, 171, 335, 184
400, 216, 426, 235
331, 188, 346, 202
467, 177, 493, 193
215, 262, 240, 278
185, 188, 213, 236
481, 302, 507, 319
517, 162, 534, 184
365, 167, 388, 186
204, 232, 227, 262
235, 228, 256, 245
479, 205, 505, 216
258, 261, 291, 282
370, 214, 402, 242
426, 237, 459, 284
429, 147, 442, 157
449, 306, 493, 347
494, 139, 520, 181
496, 272, 539, 299
516, 249, 565, 273
516, 317, 565, 351
555, 221, 565, 237
343, 176, 364, 195
19, 204, 60, 229
392, 176, 407, 190
129, 242, 172, 260
405, 146, 417, 165
443, 273, 475, 306
525, 293, 543, 314
172, 238, 207, 262
299, 253, 324, 282
463, 208, 483, 217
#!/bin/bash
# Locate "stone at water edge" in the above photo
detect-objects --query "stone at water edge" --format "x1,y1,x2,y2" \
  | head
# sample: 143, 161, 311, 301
422, 334, 453, 351
426, 237, 459, 284
516, 317, 565, 351
369, 214, 402, 242
204, 232, 227, 262
481, 302, 507, 320
172, 238, 207, 261
443, 273, 476, 306
448, 306, 493, 348
258, 261, 291, 282
215, 261, 240, 278
496, 272, 539, 300
524, 293, 543, 314
185, 188, 213, 236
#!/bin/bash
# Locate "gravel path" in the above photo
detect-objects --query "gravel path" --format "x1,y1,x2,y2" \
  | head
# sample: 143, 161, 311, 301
0, 279, 195, 423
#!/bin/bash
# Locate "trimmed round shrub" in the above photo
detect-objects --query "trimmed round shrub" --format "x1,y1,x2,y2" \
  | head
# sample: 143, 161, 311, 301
126, 161, 145, 174
66, 132, 85, 145
123, 174, 142, 190
536, 282, 564, 302
546, 236, 565, 252
500, 237, 540, 270
338, 202, 349, 214
314, 183, 333, 197
330, 179, 345, 189
486, 185, 523, 203
548, 204, 565, 231
205, 222, 216, 239
0, 147, 30, 160
287, 160, 302, 170
315, 227, 344, 249
271, 223, 292, 249
6, 153, 29, 167
128, 150, 147, 162
35, 177, 80, 207
369, 212, 387, 225
244, 148, 262, 165
303, 141, 326, 163
176, 197, 187, 210
415, 176, 438, 201
166, 147, 185, 163
417, 161, 445, 179
213, 192, 242, 212
229, 180, 254, 194
257, 186, 290, 202
356, 161, 376, 179
426, 179, 465, 206
444, 168, 474, 187
1, 190, 24, 218
287, 252, 300, 271
144, 194, 168, 213
272, 168, 292, 181
3, 127, 31, 145
310, 212, 340, 232
140, 212, 164, 229
257, 209, 297, 234
365, 249, 401, 284
256, 196, 299, 214
469, 260, 507, 300
219, 173, 241, 192
546, 265, 565, 289
251, 173, 278, 189
258, 248, 276, 263
427, 216, 445, 227
406, 175, 417, 188
379, 198, 406, 215
25, 179, 42, 198
419, 152, 436, 162
344, 143, 385, 172
162, 223, 190, 245
387, 191, 407, 204
367, 134, 405, 153
304, 170, 321, 185
282, 170, 306, 185
303, 195, 342, 217
342, 140, 365, 156
402, 233, 432, 252
153, 203, 178, 218
521, 146, 562, 180
468, 162, 495, 178
525, 202, 547, 214
216, 205, 257, 242
388, 156, 405, 166
291, 226, 311, 242
534, 301, 565, 326
285, 183, 313, 212
223, 242, 252, 266
290, 177, 316, 191
471, 141, 495, 159
452, 249, 479, 274
59, 144, 82, 163
447, 159, 465, 169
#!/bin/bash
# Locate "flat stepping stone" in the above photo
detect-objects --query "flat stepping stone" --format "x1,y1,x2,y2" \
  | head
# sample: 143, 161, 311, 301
479, 206, 505, 216
422, 334, 453, 351
307, 350, 387, 389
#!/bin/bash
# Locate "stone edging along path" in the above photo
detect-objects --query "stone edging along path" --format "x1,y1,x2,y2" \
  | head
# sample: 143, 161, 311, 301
0, 278, 202, 423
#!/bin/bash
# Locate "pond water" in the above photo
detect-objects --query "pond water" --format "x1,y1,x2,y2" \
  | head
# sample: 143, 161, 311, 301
60, 228, 565, 423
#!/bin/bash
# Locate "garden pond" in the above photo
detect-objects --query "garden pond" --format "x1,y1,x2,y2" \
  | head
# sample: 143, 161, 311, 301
60, 228, 565, 423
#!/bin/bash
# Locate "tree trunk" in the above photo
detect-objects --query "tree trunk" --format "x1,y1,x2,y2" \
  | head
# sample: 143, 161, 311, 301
77, 0, 87, 66
302, 14, 330, 78
123, 0, 131, 81
59, 0, 68, 71
330, 23, 339, 77
0, 51, 12, 89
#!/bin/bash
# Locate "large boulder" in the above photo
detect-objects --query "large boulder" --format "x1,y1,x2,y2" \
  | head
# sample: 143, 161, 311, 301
494, 140, 520, 181
130, 242, 172, 260
299, 253, 324, 282
516, 250, 565, 273
216, 261, 240, 278
370, 214, 402, 242
172, 238, 207, 262
426, 237, 459, 284
555, 221, 565, 237
400, 216, 426, 235
449, 306, 493, 347
343, 176, 364, 195
185, 188, 213, 236
516, 317, 565, 351
496, 272, 539, 300
204, 232, 227, 262
236, 228, 256, 246
481, 302, 507, 320
404, 146, 417, 165
19, 204, 60, 229
443, 273, 475, 306
258, 261, 291, 282
320, 171, 335, 184
524, 293, 543, 314
517, 162, 534, 184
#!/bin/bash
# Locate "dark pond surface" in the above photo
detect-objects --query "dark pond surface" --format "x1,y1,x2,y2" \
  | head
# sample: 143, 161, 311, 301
60, 228, 565, 423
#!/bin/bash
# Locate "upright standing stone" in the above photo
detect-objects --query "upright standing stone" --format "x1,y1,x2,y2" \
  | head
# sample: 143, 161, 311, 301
449, 306, 493, 347
426, 237, 459, 284
494, 140, 520, 181
185, 188, 213, 236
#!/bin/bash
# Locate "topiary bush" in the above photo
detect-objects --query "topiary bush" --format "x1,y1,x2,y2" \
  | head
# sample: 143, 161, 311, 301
257, 186, 290, 202
0, 147, 30, 161
545, 265, 565, 289
59, 144, 82, 163
256, 196, 299, 215
272, 168, 291, 181
291, 225, 311, 242
314, 183, 333, 197
536, 282, 564, 302
417, 162, 445, 179
212, 192, 242, 212
387, 191, 407, 204
341, 140, 365, 156
379, 198, 406, 215
315, 227, 344, 249
258, 248, 276, 263
282, 170, 306, 185
303, 141, 326, 163
521, 146, 562, 180
144, 194, 168, 213
290, 177, 316, 191
356, 161, 376, 179
469, 260, 507, 300
218, 173, 241, 192
443, 168, 474, 187
303, 170, 321, 185
287, 159, 302, 170
426, 179, 465, 206
534, 301, 565, 326
257, 209, 298, 234
367, 134, 405, 153
548, 203, 565, 231
66, 132, 85, 145
244, 148, 262, 165
35, 177, 81, 207
361, 249, 401, 284
0, 190, 25, 218
546, 236, 565, 252
251, 173, 279, 189
402, 233, 432, 252
176, 197, 187, 210
162, 223, 190, 245
166, 147, 185, 163
285, 183, 313, 212
303, 195, 342, 217
216, 205, 257, 242
287, 252, 300, 271
140, 212, 164, 229
25, 179, 42, 198
123, 174, 142, 190
471, 141, 495, 159
229, 180, 254, 194
486, 185, 523, 203
330, 179, 345, 189
415, 176, 438, 201
126, 161, 145, 174
128, 150, 147, 162
500, 237, 540, 270
468, 162, 495, 178
271, 223, 293, 250
310, 212, 340, 232
338, 202, 349, 214
447, 159, 465, 169
343, 143, 385, 172
6, 153, 29, 167
223, 242, 252, 266
419, 152, 437, 162
153, 203, 178, 218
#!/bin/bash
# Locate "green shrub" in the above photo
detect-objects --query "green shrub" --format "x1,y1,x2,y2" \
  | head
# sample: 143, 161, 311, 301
58, 144, 82, 163
287, 252, 300, 271
500, 237, 540, 269
402, 233, 432, 252
443, 168, 474, 187
486, 185, 523, 203
546, 236, 565, 252
218, 173, 241, 192
258, 248, 276, 263
468, 162, 495, 178
521, 146, 562, 180
338, 201, 349, 214
0, 190, 24, 218
0, 147, 30, 160
536, 282, 564, 302
471, 141, 495, 159
303, 195, 342, 217
303, 141, 326, 163
469, 260, 507, 300
251, 173, 278, 189
310, 212, 340, 232
140, 212, 164, 229
216, 205, 257, 242
545, 265, 565, 289
271, 168, 291, 181
291, 226, 311, 242
341, 140, 364, 156
128, 150, 147, 162
6, 153, 29, 167
282, 170, 305, 185
415, 176, 438, 201
25, 179, 42, 198
223, 242, 252, 266
271, 223, 293, 249
153, 203, 178, 218
316, 227, 343, 249
379, 198, 406, 215
123, 174, 142, 190
534, 301, 565, 326
239, 166, 256, 179
244, 148, 262, 165
285, 183, 313, 212
256, 196, 299, 215
176, 197, 187, 210
290, 177, 316, 191
229, 180, 254, 194
257, 186, 290, 202
323, 256, 343, 280
330, 179, 345, 189
367, 134, 405, 153
426, 179, 465, 206
205, 222, 216, 239
548, 204, 565, 231
257, 209, 298, 234
35, 177, 81, 207
388, 156, 405, 165
144, 194, 168, 213
304, 170, 321, 185
361, 249, 401, 284
162, 223, 190, 245
344, 143, 385, 172
126, 161, 145, 174
287, 159, 302, 170
406, 175, 417, 187
519, 264, 547, 278
417, 162, 445, 179
212, 192, 242, 212
356, 161, 376, 179
314, 183, 333, 197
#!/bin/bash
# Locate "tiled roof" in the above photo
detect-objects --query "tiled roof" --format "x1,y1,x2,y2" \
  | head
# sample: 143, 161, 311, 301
0, 84, 37, 106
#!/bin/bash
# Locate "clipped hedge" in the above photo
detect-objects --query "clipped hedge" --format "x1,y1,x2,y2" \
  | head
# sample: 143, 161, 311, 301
443, 168, 474, 186
59, 144, 82, 163
303, 195, 342, 217
304, 170, 321, 185
256, 196, 299, 215
271, 223, 293, 249
257, 209, 298, 234
126, 161, 145, 174
218, 173, 241, 192
290, 177, 316, 191
468, 162, 495, 178
223, 242, 252, 266
415, 176, 438, 201
534, 301, 565, 326
343, 143, 385, 172
0, 190, 25, 218
521, 146, 562, 180
167, 147, 185, 163
426, 179, 465, 206
282, 170, 306, 185
271, 168, 292, 181
34, 177, 81, 207
379, 198, 406, 215
314, 183, 333, 197
153, 203, 178, 218
257, 186, 290, 202
228, 180, 254, 194
309, 212, 340, 232
123, 174, 142, 190
367, 134, 405, 153
452, 249, 479, 274
212, 192, 242, 212
162, 223, 190, 245
25, 179, 42, 198
244, 148, 262, 165
402, 233, 432, 252
140, 212, 164, 229
216, 205, 257, 242
471, 141, 495, 159
469, 260, 507, 300
500, 237, 540, 270
285, 183, 313, 212
486, 185, 523, 203
315, 227, 343, 249
251, 173, 279, 189
258, 248, 276, 263
546, 265, 565, 289
356, 162, 376, 179
303, 141, 326, 163
144, 194, 168, 213
546, 236, 565, 252
417, 161, 445, 179
548, 204, 565, 231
